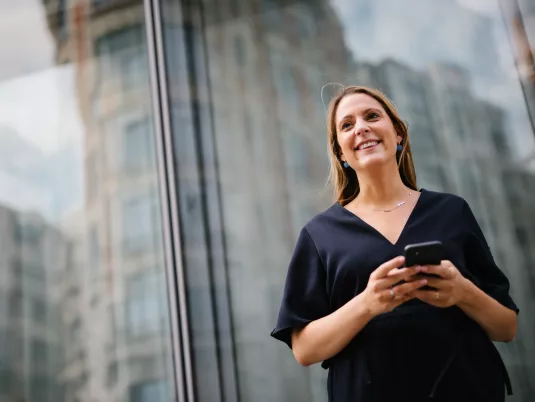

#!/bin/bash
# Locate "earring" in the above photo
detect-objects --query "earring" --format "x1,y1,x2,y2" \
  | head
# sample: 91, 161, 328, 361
343, 161, 349, 168
397, 144, 402, 151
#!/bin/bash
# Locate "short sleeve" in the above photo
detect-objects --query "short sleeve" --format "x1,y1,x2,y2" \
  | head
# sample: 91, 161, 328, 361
270, 227, 330, 349
462, 200, 519, 314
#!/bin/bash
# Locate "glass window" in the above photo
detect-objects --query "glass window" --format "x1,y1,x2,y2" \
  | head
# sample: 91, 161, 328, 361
29, 375, 49, 402
93, 0, 111, 9
125, 271, 166, 338
121, 193, 158, 255
8, 292, 22, 318
260, 0, 281, 26
69, 317, 81, 343
233, 34, 246, 66
96, 26, 147, 91
31, 339, 48, 365
129, 380, 168, 402
123, 119, 155, 171
57, 0, 68, 38
106, 361, 118, 388
0, 2, 175, 402
32, 298, 47, 323
290, 6, 316, 39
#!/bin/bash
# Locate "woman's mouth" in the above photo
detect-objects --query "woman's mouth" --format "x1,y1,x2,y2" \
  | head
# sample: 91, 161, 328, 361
355, 140, 381, 151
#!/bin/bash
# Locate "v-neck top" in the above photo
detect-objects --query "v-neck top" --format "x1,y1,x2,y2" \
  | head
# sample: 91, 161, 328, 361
271, 189, 519, 402
337, 190, 422, 246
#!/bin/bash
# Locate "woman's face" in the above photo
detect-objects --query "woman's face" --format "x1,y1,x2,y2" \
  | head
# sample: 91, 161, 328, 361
335, 93, 401, 172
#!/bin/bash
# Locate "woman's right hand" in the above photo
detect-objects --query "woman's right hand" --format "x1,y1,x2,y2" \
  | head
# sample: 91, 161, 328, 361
362, 256, 428, 317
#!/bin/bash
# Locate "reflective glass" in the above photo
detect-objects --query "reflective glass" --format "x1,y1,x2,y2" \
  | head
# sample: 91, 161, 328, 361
161, 0, 535, 400
0, 1, 175, 401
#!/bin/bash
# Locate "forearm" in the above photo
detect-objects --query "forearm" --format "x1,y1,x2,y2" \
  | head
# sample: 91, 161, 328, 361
292, 292, 373, 366
458, 279, 517, 342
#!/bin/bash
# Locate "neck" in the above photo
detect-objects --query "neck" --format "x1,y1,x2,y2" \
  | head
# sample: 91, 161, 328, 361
355, 162, 410, 208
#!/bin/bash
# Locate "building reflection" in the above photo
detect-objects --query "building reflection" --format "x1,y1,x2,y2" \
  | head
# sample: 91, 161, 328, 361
39, 0, 172, 401
187, 0, 535, 400
0, 203, 65, 402
0, 0, 533, 401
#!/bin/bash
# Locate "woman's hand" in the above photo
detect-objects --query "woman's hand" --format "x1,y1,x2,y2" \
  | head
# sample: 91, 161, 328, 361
408, 260, 517, 341
408, 260, 470, 308
362, 256, 430, 318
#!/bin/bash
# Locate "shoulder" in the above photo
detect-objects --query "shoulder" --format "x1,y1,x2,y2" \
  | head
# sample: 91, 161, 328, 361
305, 203, 342, 228
298, 203, 344, 245
420, 188, 469, 212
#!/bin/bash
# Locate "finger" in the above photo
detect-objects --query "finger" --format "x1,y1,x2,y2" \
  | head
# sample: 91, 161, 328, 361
421, 277, 451, 290
407, 275, 449, 290
371, 256, 405, 280
390, 293, 416, 310
380, 288, 397, 303
392, 278, 429, 295
409, 289, 443, 304
380, 287, 412, 303
377, 266, 424, 290
423, 261, 455, 279
385, 265, 424, 278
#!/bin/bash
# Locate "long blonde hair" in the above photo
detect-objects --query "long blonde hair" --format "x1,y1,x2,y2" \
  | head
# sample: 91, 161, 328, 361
327, 86, 418, 206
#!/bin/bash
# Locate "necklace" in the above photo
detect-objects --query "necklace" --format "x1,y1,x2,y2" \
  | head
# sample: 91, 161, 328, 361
362, 191, 413, 212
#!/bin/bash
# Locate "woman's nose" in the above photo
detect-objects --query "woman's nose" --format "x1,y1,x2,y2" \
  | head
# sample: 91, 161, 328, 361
354, 119, 370, 136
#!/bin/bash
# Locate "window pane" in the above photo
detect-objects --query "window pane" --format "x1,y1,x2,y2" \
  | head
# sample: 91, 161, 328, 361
161, 0, 535, 400
0, 2, 175, 402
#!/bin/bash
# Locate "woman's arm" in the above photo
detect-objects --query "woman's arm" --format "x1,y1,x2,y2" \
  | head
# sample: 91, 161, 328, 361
291, 291, 372, 366
410, 263, 517, 342
457, 278, 517, 342
292, 258, 427, 366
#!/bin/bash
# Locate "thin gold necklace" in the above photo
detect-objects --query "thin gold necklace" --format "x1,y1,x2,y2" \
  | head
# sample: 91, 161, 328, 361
360, 191, 413, 212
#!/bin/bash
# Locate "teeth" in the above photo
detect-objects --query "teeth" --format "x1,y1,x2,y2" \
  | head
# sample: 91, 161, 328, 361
358, 141, 378, 150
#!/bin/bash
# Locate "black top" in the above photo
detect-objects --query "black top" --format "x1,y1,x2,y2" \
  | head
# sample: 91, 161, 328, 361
271, 189, 519, 402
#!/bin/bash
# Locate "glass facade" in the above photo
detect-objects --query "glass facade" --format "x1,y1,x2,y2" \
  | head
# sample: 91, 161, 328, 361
0, 0, 534, 401
0, 1, 175, 401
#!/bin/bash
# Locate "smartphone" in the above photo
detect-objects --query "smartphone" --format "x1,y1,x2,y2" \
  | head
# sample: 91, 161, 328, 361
403, 241, 444, 289
404, 241, 444, 267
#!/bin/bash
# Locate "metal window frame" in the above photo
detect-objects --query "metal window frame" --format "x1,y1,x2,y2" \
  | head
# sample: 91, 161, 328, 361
144, 0, 195, 400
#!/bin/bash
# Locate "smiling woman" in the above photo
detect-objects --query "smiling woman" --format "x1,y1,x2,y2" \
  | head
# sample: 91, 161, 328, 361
326, 86, 417, 206
271, 85, 519, 402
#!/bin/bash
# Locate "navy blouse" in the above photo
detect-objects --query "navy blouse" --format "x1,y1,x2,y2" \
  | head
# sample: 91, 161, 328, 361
271, 189, 519, 402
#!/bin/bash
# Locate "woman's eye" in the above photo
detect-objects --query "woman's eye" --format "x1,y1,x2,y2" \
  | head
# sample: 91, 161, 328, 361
341, 122, 353, 130
367, 112, 380, 120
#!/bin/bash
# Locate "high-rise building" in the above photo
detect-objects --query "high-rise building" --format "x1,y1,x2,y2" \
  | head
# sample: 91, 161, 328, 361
0, 204, 65, 402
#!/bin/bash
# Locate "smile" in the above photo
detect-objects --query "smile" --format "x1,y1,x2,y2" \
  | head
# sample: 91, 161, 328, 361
355, 140, 381, 151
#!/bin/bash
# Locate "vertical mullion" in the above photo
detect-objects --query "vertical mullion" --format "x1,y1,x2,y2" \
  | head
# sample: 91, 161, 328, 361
143, 0, 195, 401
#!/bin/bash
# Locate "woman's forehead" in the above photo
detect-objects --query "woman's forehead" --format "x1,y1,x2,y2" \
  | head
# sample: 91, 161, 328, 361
336, 93, 383, 120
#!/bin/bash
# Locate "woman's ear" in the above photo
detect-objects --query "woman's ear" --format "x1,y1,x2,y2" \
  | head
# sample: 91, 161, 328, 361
336, 143, 345, 162
397, 134, 403, 144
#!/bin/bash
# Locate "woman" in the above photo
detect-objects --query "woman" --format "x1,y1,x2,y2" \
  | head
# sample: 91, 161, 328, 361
271, 86, 519, 402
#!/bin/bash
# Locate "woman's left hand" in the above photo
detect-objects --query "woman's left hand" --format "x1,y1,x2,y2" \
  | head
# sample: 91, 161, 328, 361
408, 260, 470, 308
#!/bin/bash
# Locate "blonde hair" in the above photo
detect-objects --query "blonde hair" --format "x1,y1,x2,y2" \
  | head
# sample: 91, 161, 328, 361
326, 86, 417, 206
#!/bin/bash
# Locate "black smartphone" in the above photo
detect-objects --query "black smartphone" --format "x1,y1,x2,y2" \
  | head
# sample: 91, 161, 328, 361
403, 241, 444, 289
404, 241, 444, 267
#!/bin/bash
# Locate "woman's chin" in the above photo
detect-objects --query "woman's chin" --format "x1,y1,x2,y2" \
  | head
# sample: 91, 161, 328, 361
356, 154, 392, 170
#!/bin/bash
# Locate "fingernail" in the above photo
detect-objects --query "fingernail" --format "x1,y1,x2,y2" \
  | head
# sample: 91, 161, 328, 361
420, 279, 427, 285
420, 266, 428, 272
